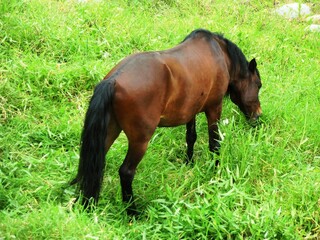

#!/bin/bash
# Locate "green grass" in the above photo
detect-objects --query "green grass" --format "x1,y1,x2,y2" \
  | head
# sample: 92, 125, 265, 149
1, 0, 319, 239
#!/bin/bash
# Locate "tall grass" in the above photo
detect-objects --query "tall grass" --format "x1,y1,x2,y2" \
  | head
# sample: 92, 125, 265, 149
1, 0, 319, 239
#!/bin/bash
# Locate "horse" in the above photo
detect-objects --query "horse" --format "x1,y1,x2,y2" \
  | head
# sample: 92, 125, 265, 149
71, 29, 262, 215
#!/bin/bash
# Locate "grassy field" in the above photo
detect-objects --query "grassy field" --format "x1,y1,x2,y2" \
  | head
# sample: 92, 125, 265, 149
1, 0, 319, 239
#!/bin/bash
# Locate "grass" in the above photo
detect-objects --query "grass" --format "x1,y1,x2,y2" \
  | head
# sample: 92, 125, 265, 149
0, 0, 319, 239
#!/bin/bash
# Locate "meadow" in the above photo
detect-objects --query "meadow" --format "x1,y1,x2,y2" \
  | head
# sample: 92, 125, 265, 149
0, 0, 319, 239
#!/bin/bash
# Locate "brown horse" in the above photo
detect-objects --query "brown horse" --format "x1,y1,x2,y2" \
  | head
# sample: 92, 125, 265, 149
71, 29, 262, 214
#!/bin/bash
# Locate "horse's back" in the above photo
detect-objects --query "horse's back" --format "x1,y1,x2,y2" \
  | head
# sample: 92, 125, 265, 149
109, 37, 229, 130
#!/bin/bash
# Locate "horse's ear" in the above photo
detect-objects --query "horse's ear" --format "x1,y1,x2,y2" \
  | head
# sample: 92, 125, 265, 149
248, 58, 257, 72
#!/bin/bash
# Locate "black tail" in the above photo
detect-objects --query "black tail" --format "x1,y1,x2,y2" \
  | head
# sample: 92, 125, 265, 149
71, 78, 116, 207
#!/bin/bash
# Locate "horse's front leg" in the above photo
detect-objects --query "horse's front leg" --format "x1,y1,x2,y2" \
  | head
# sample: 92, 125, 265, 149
205, 106, 222, 165
208, 123, 220, 154
186, 117, 197, 163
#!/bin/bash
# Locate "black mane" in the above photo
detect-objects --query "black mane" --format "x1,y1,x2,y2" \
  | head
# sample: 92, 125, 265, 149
182, 28, 215, 42
182, 29, 249, 79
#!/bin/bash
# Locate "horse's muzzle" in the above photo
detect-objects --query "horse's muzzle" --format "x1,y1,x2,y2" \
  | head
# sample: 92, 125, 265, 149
249, 106, 262, 123
254, 106, 262, 120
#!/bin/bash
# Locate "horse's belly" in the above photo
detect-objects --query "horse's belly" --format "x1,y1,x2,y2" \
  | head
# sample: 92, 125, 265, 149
158, 115, 188, 127
158, 107, 201, 127
158, 92, 209, 127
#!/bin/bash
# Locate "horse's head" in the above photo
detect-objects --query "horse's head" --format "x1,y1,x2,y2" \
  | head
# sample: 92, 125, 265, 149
229, 58, 262, 122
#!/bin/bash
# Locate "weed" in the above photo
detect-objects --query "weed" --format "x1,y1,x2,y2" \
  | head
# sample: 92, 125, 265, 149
1, 0, 319, 239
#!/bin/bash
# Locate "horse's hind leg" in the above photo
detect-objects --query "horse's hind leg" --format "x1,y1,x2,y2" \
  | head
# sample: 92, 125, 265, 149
118, 132, 153, 215
186, 117, 197, 163
105, 115, 121, 153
